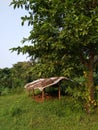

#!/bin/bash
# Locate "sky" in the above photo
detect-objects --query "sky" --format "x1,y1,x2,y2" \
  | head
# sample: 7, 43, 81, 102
0, 0, 31, 68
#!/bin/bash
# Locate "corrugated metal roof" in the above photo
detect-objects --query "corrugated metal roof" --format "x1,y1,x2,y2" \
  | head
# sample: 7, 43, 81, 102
24, 77, 70, 91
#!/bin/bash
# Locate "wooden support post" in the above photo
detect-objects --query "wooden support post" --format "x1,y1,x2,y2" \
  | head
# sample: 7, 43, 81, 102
42, 88, 45, 101
32, 89, 35, 99
58, 84, 60, 100
27, 87, 30, 96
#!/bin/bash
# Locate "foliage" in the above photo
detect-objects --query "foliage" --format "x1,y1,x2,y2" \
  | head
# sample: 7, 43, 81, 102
10, 0, 98, 68
11, 61, 34, 88
0, 68, 12, 88
0, 61, 35, 94
0, 87, 11, 96
10, 0, 85, 78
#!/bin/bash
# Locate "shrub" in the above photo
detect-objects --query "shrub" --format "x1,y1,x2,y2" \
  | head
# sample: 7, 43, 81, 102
0, 87, 11, 96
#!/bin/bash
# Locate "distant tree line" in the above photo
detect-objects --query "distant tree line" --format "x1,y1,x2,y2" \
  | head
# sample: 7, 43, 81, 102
0, 61, 34, 89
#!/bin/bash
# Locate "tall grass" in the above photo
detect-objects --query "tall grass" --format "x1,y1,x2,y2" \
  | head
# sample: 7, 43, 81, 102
0, 92, 98, 130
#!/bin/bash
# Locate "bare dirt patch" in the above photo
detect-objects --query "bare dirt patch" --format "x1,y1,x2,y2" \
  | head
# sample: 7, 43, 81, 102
32, 92, 59, 102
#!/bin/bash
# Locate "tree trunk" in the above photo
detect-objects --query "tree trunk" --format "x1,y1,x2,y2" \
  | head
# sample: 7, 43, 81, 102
87, 65, 94, 101
84, 52, 96, 113
85, 67, 95, 113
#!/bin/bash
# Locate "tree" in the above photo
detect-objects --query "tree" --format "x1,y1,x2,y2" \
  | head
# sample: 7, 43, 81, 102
0, 62, 34, 89
11, 61, 34, 88
0, 68, 12, 88
63, 0, 98, 112
10, 0, 98, 112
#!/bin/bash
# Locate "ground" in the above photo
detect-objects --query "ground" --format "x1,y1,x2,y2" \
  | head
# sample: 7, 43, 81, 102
32, 91, 60, 102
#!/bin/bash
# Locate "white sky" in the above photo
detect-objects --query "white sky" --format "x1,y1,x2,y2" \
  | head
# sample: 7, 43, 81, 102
0, 0, 31, 68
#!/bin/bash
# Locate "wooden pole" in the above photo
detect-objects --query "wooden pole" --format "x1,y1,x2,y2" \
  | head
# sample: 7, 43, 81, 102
27, 87, 30, 96
42, 88, 45, 101
58, 84, 60, 100
32, 89, 35, 99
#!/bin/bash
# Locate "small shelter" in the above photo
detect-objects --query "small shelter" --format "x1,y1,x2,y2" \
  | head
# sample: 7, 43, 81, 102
24, 77, 72, 100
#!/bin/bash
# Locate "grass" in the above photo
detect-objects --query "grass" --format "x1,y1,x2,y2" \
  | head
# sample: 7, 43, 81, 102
0, 92, 98, 130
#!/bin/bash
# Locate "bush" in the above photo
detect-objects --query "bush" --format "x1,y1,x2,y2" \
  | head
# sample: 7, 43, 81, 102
0, 87, 11, 96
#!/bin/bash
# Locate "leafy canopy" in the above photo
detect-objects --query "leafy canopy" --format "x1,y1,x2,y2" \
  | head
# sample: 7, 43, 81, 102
10, 0, 98, 77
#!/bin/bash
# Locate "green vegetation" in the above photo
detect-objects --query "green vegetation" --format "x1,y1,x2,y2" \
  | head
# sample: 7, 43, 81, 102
10, 0, 98, 112
0, 91, 98, 130
0, 61, 35, 92
0, 1, 98, 129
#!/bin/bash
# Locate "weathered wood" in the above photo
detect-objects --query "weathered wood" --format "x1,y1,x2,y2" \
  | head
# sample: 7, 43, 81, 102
32, 89, 35, 99
42, 88, 45, 101
27, 87, 30, 96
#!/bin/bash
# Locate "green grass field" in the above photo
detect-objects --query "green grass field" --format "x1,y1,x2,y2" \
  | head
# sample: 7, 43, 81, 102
0, 92, 98, 130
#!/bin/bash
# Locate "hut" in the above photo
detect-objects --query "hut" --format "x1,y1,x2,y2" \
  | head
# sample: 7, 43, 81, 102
24, 77, 72, 100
